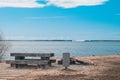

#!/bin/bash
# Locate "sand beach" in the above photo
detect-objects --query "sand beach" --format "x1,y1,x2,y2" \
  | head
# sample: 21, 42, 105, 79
0, 55, 120, 80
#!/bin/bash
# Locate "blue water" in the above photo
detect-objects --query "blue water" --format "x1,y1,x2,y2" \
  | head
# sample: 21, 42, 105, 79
3, 41, 120, 60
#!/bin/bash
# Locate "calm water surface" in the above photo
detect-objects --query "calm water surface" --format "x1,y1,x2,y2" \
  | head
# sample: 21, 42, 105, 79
3, 41, 120, 60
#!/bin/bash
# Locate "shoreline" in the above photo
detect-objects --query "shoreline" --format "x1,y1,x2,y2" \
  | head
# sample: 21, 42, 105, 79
0, 54, 120, 80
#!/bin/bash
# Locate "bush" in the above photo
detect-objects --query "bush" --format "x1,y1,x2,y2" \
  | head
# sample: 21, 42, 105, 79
0, 33, 8, 62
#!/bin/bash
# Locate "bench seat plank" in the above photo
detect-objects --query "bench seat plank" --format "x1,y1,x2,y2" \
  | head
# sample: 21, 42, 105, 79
11, 53, 54, 57
6, 60, 49, 65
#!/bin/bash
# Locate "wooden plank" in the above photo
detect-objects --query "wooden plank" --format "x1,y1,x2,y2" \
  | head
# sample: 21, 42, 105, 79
63, 53, 70, 69
6, 60, 49, 65
11, 53, 54, 57
15, 56, 25, 60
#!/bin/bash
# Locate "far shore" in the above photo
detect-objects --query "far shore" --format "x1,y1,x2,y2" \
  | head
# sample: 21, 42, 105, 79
0, 54, 120, 80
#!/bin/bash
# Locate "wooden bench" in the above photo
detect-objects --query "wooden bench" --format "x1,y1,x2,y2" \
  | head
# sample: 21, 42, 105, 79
6, 53, 55, 68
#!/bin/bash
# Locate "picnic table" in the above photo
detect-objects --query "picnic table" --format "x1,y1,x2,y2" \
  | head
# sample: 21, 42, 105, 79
6, 53, 55, 68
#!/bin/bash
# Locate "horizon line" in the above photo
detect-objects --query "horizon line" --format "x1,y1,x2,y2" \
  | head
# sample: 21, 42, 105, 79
1, 40, 120, 42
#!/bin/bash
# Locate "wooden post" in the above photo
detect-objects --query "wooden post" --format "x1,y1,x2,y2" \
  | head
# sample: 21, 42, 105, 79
14, 56, 25, 68
63, 53, 70, 70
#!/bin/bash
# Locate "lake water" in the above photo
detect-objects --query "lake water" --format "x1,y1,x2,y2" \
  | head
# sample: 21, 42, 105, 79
3, 41, 120, 60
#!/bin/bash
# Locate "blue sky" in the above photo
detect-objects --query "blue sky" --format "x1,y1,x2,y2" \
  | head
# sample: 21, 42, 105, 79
0, 0, 120, 40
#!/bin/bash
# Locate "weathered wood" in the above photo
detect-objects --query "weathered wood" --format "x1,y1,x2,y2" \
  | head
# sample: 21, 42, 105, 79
41, 57, 50, 60
15, 56, 25, 60
7, 53, 54, 69
50, 59, 56, 63
6, 60, 49, 65
11, 53, 54, 57
63, 53, 70, 69
57, 58, 92, 65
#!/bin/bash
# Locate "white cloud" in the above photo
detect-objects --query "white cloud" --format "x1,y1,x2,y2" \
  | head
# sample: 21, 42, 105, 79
47, 0, 108, 8
0, 0, 45, 8
0, 0, 108, 8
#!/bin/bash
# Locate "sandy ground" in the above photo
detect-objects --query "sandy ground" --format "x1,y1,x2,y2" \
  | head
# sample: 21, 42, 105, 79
0, 55, 120, 80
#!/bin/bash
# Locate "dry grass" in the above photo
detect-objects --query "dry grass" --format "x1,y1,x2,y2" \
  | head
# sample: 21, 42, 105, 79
35, 55, 120, 80
0, 55, 120, 80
